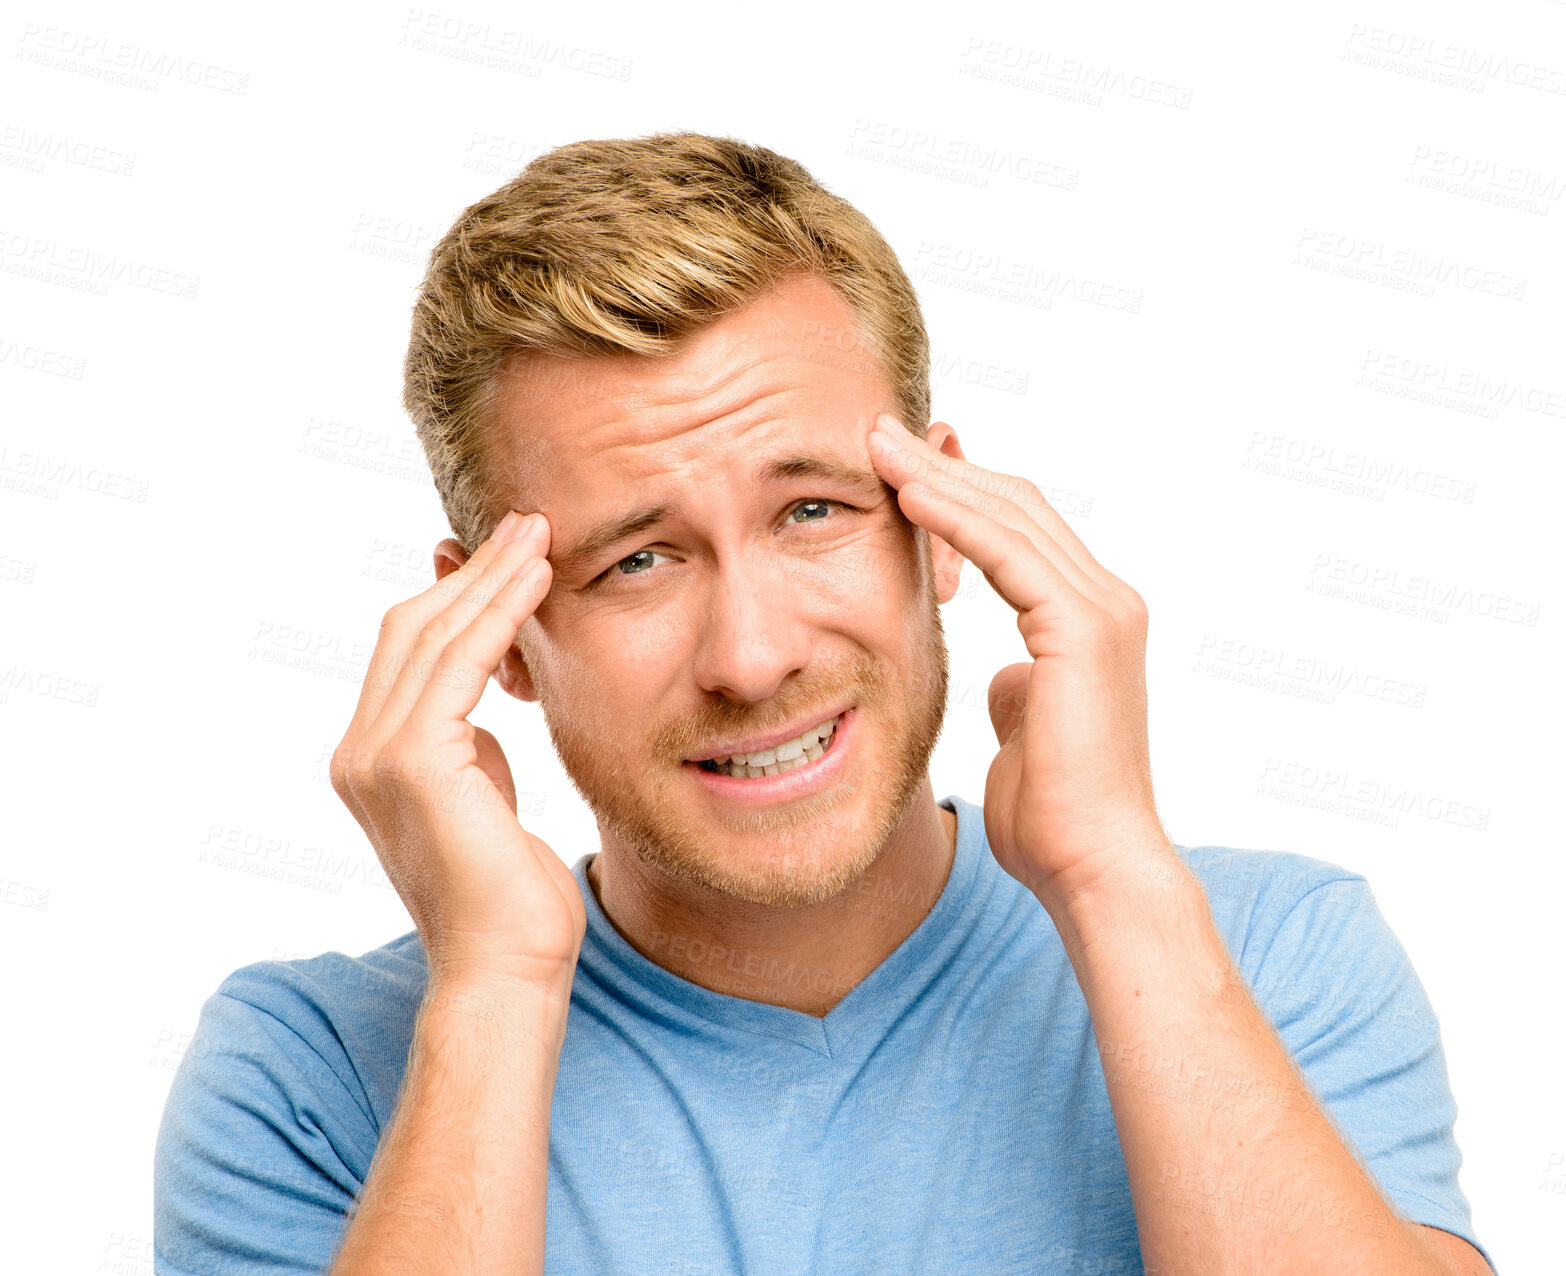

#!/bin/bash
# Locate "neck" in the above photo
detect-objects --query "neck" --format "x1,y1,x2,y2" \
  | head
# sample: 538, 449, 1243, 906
585, 779, 960, 1018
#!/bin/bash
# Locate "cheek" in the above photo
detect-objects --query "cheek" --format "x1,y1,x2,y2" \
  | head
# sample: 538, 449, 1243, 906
540, 606, 688, 704
799, 534, 921, 613
820, 541, 914, 616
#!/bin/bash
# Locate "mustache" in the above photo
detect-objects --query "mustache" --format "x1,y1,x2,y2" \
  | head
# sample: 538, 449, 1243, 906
653, 659, 883, 760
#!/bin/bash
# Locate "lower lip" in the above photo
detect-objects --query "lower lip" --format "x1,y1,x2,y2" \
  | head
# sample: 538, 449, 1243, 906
685, 707, 856, 805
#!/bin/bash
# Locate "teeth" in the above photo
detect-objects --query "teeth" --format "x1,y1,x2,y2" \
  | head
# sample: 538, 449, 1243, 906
701, 714, 841, 778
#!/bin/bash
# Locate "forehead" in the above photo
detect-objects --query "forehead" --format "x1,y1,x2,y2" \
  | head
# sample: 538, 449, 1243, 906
487, 272, 892, 502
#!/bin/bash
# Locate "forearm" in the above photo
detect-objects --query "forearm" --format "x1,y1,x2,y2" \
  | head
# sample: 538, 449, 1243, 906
1053, 851, 1454, 1276
327, 978, 571, 1276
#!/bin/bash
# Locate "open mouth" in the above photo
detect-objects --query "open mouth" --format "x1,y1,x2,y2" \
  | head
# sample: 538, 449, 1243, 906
693, 712, 844, 779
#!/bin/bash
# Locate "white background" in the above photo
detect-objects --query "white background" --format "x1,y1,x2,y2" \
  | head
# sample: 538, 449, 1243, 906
2, 1, 1561, 1272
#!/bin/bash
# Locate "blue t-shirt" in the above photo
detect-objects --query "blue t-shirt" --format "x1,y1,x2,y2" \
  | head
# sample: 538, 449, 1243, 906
154, 795, 1492, 1274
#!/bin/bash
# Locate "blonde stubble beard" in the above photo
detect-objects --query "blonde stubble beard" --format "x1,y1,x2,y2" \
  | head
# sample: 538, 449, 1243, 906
529, 542, 952, 909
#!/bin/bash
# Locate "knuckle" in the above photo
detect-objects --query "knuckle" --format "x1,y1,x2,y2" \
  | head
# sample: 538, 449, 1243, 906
1112, 586, 1149, 629
436, 646, 486, 694
328, 745, 353, 794
1079, 602, 1117, 642
417, 609, 457, 647
1001, 524, 1032, 558
381, 599, 413, 633
373, 741, 414, 786
330, 740, 366, 791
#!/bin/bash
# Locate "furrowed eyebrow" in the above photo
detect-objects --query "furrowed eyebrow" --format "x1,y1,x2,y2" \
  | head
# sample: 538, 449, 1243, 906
552, 453, 887, 580
759, 454, 887, 499
552, 504, 670, 581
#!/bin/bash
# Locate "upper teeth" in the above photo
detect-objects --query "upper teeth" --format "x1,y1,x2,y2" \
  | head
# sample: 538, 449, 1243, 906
711, 715, 840, 768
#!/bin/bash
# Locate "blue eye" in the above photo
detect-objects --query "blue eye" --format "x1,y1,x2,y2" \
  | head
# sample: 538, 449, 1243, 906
594, 500, 851, 589
790, 500, 835, 523
615, 549, 669, 575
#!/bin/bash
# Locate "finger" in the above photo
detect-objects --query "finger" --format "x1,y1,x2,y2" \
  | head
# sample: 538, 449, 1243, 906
397, 552, 554, 745
345, 515, 544, 747
888, 477, 1080, 623
869, 426, 1104, 602
371, 529, 552, 748
869, 418, 1120, 596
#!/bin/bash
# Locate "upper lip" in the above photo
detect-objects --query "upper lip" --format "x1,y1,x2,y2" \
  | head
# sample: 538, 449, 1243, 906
687, 704, 852, 762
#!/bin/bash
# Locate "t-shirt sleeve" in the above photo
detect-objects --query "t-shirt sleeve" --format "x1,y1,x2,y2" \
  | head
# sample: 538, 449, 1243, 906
1239, 872, 1495, 1274
154, 987, 373, 1275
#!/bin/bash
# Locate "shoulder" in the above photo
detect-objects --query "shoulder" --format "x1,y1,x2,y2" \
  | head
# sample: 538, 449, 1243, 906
191, 930, 430, 1128
155, 934, 428, 1269
217, 929, 429, 1027
1174, 843, 1378, 978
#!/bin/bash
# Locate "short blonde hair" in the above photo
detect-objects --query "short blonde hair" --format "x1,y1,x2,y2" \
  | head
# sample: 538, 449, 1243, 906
403, 131, 931, 556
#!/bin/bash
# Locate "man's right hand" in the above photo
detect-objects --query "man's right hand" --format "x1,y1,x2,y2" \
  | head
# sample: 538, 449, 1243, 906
329, 510, 585, 996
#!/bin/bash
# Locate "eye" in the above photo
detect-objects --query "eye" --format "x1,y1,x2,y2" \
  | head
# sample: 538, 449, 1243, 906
589, 500, 855, 590
613, 548, 671, 577
788, 499, 839, 524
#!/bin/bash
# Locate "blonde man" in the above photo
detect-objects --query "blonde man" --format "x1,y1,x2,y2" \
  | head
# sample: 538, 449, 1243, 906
155, 133, 1492, 1276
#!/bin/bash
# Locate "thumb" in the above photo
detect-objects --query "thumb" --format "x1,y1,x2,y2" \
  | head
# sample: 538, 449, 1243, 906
987, 662, 1031, 746
472, 725, 519, 815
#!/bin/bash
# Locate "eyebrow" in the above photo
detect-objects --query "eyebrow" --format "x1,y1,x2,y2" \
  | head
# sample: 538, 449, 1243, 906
551, 454, 888, 581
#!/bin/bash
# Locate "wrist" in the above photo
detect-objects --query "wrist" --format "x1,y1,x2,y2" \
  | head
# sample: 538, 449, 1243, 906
1045, 842, 1228, 991
1034, 820, 1187, 925
421, 968, 575, 1035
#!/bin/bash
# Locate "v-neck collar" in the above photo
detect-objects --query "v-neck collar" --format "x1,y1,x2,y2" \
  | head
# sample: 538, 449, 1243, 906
571, 795, 982, 1058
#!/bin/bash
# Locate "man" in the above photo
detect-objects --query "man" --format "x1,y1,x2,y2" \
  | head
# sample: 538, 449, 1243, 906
154, 132, 1494, 1275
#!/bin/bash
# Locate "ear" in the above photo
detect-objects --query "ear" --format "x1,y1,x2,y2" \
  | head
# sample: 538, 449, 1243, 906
432, 538, 541, 703
920, 421, 967, 605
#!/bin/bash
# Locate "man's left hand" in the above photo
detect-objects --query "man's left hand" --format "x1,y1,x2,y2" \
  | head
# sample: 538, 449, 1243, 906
868, 413, 1170, 920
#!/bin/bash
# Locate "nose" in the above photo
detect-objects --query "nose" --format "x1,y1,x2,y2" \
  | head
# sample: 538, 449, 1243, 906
690, 550, 815, 703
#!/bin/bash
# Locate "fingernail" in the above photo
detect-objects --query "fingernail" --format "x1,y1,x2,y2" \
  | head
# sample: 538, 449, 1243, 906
491, 511, 521, 542
505, 513, 540, 542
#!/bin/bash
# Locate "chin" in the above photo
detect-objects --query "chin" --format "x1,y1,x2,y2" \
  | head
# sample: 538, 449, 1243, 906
650, 788, 888, 909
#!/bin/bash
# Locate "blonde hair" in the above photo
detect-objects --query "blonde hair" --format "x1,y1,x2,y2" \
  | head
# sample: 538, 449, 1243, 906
403, 130, 931, 556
